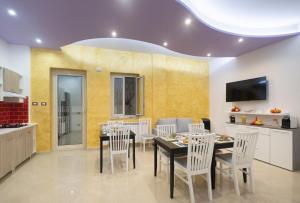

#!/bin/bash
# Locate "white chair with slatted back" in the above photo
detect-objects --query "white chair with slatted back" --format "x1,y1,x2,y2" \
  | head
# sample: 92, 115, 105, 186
216, 131, 259, 195
157, 124, 176, 175
188, 123, 205, 134
175, 133, 216, 202
107, 120, 124, 129
139, 118, 155, 152
109, 127, 130, 174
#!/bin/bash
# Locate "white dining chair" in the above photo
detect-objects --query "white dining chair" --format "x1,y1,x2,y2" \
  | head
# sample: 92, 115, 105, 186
216, 131, 259, 195
174, 133, 216, 202
157, 124, 176, 176
188, 123, 205, 134
139, 118, 155, 152
107, 120, 124, 129
109, 127, 130, 174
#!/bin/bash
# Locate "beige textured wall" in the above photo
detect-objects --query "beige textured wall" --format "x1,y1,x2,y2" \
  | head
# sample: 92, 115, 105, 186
31, 45, 209, 152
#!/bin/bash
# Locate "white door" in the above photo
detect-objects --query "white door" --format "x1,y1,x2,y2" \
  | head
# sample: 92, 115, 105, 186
52, 71, 86, 150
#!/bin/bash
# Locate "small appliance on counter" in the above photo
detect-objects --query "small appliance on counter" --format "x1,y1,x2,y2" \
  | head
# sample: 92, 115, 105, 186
281, 116, 298, 129
229, 115, 235, 123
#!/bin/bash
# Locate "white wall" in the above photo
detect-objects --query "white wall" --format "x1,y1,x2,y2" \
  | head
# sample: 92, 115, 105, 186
0, 38, 30, 96
209, 35, 300, 134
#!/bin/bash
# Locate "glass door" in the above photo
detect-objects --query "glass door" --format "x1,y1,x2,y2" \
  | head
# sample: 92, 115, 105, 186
56, 75, 84, 149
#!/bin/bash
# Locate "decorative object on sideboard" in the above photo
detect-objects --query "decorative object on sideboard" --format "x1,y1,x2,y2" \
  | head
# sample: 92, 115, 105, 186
231, 106, 240, 112
251, 116, 263, 126
270, 107, 282, 114
240, 115, 247, 125
229, 115, 235, 123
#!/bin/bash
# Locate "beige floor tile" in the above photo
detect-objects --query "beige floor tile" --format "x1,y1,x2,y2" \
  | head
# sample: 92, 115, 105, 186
0, 148, 300, 203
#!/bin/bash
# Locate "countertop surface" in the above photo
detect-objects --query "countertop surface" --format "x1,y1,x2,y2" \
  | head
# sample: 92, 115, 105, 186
0, 123, 38, 136
226, 122, 297, 131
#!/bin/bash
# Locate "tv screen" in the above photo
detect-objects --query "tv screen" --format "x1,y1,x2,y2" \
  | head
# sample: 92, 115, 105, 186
226, 77, 267, 102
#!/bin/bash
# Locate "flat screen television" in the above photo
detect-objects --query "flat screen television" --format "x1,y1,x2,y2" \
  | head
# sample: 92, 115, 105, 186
226, 77, 267, 102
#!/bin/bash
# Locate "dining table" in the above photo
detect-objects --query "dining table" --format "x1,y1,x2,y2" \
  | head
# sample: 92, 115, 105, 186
99, 130, 136, 173
153, 134, 247, 199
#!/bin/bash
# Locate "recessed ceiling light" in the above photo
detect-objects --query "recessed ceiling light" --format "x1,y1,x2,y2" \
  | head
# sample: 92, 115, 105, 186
238, 37, 244, 43
207, 53, 211, 57
111, 31, 117, 37
185, 18, 192, 25
7, 9, 17, 16
163, 42, 168, 47
35, 38, 43, 44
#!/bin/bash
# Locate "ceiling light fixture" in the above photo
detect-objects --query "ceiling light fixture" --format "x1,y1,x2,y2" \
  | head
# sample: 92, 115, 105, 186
238, 37, 244, 43
35, 38, 43, 44
7, 9, 17, 16
207, 53, 211, 57
163, 42, 168, 47
185, 18, 192, 25
111, 31, 117, 37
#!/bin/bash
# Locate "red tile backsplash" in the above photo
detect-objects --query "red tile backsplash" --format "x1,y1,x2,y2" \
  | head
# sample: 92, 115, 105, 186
0, 97, 29, 124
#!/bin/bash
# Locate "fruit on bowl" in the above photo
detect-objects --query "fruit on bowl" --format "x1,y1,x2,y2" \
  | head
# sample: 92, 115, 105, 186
270, 108, 282, 114
231, 106, 241, 112
251, 117, 263, 125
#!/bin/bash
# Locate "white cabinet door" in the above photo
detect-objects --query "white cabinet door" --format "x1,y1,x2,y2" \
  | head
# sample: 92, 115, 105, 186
270, 129, 293, 170
255, 132, 270, 162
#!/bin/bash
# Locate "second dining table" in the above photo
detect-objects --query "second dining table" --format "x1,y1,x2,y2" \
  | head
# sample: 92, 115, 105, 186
153, 135, 247, 199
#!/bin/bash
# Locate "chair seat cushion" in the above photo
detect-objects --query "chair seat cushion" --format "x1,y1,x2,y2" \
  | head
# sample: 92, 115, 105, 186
216, 153, 233, 163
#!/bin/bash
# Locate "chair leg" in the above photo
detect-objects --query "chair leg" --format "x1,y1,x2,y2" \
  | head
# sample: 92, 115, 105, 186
188, 175, 195, 203
233, 168, 240, 196
249, 167, 255, 193
206, 173, 213, 201
111, 155, 114, 174
158, 152, 161, 172
126, 153, 129, 172
143, 140, 146, 152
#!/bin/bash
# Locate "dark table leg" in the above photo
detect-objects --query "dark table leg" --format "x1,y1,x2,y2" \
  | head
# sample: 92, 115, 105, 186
170, 152, 175, 199
100, 139, 103, 173
243, 168, 247, 183
211, 150, 216, 189
133, 136, 135, 169
154, 141, 157, 177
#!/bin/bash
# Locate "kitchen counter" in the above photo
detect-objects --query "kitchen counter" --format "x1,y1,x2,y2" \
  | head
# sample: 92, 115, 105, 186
0, 123, 38, 136
226, 122, 298, 131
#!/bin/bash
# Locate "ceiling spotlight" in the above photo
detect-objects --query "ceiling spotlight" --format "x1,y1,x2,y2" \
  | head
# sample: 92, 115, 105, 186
238, 38, 244, 43
207, 53, 211, 57
185, 18, 192, 25
7, 9, 17, 16
163, 42, 168, 47
35, 38, 43, 44
111, 31, 117, 37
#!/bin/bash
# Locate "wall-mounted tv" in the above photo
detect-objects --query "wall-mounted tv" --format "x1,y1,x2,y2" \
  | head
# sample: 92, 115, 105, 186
226, 77, 267, 102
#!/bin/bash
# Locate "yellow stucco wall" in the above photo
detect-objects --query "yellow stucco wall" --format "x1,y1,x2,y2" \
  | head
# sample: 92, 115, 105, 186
31, 45, 209, 152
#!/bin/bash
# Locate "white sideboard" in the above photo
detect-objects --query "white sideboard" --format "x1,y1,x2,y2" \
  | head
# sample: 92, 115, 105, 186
225, 123, 300, 171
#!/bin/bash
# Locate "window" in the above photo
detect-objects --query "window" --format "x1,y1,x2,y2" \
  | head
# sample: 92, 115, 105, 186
111, 74, 144, 117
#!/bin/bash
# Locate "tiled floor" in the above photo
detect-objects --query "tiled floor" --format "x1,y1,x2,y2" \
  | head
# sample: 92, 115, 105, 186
0, 148, 300, 203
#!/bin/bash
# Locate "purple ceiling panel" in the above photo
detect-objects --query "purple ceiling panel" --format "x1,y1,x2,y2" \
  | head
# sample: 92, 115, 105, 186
0, 0, 294, 57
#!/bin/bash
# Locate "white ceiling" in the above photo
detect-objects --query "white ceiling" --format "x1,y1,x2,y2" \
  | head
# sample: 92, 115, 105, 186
178, 0, 300, 36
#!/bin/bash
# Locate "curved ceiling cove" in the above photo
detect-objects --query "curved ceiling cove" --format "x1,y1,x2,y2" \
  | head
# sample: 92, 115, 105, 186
178, 0, 300, 36
0, 0, 296, 57
73, 38, 208, 60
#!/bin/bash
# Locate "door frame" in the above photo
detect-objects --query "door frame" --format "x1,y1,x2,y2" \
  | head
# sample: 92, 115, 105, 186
51, 69, 87, 151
